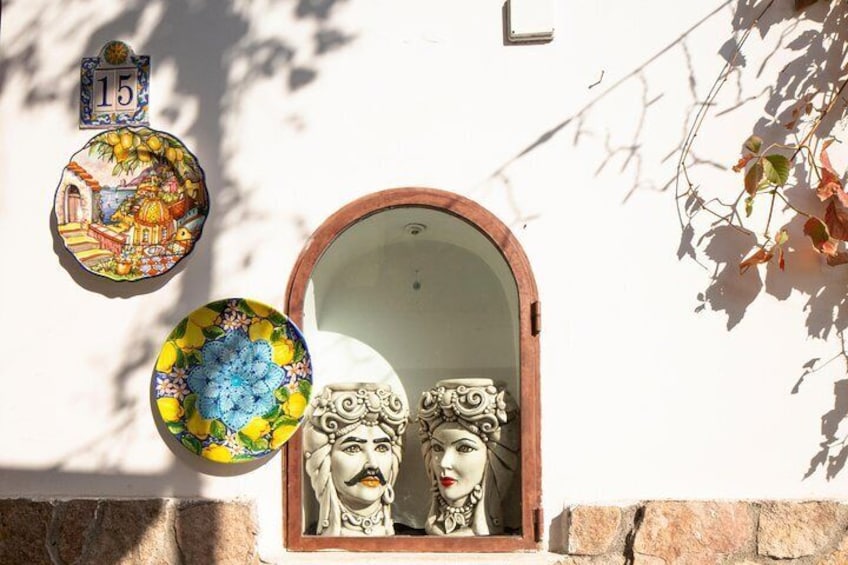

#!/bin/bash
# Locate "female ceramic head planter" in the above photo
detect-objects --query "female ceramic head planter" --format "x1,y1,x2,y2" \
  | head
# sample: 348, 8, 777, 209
302, 383, 408, 536
418, 378, 519, 536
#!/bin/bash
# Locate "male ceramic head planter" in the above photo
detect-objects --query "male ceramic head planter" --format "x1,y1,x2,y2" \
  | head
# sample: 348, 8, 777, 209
418, 378, 519, 536
303, 383, 408, 536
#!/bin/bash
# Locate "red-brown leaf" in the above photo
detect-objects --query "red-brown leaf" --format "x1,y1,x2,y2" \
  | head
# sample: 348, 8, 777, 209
804, 216, 838, 256
745, 160, 764, 195
825, 199, 848, 241
778, 246, 785, 270
817, 143, 845, 201
733, 154, 754, 173
827, 252, 848, 266
740, 247, 773, 274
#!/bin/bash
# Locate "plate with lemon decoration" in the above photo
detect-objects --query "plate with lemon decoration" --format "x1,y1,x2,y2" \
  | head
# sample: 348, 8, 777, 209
154, 298, 312, 463
53, 126, 208, 281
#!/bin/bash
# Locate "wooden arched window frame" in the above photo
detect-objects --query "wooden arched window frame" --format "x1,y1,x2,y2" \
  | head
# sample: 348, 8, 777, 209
284, 187, 541, 552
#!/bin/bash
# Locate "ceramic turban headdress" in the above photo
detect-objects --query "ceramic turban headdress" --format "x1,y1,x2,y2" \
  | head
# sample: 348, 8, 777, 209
418, 378, 520, 535
302, 383, 408, 535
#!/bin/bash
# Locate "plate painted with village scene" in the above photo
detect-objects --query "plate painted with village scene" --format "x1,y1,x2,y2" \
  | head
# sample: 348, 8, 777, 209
53, 127, 208, 281
154, 298, 313, 463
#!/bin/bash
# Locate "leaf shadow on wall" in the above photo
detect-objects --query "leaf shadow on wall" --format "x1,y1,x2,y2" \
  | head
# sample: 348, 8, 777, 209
679, 0, 848, 478
0, 0, 355, 559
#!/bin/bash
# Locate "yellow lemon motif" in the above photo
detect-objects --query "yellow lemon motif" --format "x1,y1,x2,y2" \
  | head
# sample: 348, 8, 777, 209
176, 321, 205, 350
146, 135, 162, 151
157, 397, 183, 423
271, 425, 297, 449
248, 319, 274, 343
245, 300, 272, 318
187, 410, 212, 440
105, 132, 120, 146
165, 147, 177, 162
202, 444, 232, 463
137, 145, 151, 162
240, 417, 271, 441
188, 307, 219, 328
113, 143, 129, 162
156, 341, 178, 373
273, 339, 294, 366
285, 392, 308, 419
174, 148, 184, 162
120, 131, 133, 149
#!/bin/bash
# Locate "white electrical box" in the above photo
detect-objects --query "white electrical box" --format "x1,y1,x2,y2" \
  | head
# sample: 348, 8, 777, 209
507, 0, 555, 43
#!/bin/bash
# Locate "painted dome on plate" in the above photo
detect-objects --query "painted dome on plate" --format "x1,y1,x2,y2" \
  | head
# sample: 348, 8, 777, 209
136, 197, 172, 227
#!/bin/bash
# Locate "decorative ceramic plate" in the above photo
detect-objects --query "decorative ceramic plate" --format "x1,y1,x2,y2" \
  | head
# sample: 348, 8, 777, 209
153, 298, 312, 463
53, 126, 209, 281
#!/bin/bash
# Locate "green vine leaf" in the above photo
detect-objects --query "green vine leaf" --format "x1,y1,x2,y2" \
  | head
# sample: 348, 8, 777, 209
763, 154, 791, 186
744, 135, 763, 154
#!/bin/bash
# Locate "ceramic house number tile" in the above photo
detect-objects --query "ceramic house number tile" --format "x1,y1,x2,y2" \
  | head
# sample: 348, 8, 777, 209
80, 40, 149, 128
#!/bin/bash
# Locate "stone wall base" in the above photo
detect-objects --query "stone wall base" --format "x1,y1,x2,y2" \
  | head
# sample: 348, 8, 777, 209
0, 499, 258, 565
557, 501, 848, 565
4, 499, 848, 564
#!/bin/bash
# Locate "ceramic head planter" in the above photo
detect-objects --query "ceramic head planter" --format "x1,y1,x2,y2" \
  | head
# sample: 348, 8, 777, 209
302, 383, 408, 536
418, 378, 519, 536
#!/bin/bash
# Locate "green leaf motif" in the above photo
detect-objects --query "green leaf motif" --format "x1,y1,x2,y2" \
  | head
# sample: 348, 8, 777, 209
273, 416, 299, 430
175, 347, 186, 370
253, 438, 270, 451
297, 379, 312, 398
112, 162, 123, 176
763, 154, 791, 186
238, 432, 258, 451
167, 422, 186, 435
181, 435, 202, 455
268, 311, 288, 326
187, 350, 203, 366
171, 318, 188, 340
275, 387, 290, 403
210, 420, 227, 440
232, 454, 255, 462
207, 300, 228, 314
184, 393, 198, 419
293, 341, 306, 364
202, 326, 226, 340
263, 405, 282, 420
238, 300, 257, 318
271, 328, 285, 343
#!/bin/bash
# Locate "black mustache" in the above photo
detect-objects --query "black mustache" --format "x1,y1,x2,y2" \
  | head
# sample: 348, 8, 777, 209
344, 467, 387, 486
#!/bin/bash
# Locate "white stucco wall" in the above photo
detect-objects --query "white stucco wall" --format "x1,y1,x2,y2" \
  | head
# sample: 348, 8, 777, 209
2, 0, 847, 561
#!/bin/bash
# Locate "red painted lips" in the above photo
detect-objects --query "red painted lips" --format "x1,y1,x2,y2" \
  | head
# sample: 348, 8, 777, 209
440, 477, 456, 487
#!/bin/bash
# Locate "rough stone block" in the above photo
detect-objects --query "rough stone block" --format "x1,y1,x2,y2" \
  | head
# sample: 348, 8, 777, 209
633, 501, 755, 565
176, 501, 258, 565
0, 499, 53, 565
84, 499, 177, 564
557, 557, 626, 565
568, 506, 622, 555
54, 499, 98, 564
758, 502, 844, 559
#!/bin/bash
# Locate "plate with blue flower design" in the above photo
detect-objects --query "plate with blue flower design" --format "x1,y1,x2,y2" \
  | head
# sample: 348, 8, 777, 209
153, 298, 312, 463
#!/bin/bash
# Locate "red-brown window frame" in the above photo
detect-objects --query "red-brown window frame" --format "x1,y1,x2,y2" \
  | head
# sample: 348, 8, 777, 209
284, 187, 541, 552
